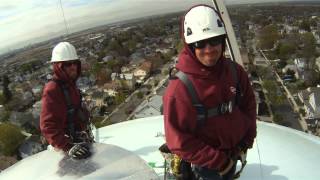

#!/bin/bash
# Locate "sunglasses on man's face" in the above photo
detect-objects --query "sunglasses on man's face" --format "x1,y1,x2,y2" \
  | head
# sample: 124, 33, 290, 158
192, 37, 224, 49
63, 60, 80, 67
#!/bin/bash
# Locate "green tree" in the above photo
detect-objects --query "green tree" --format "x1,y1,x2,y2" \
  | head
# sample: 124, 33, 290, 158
20, 63, 33, 74
0, 109, 10, 122
106, 59, 121, 72
302, 32, 316, 60
108, 38, 130, 56
0, 123, 26, 156
286, 69, 295, 77
256, 66, 269, 79
258, 24, 279, 49
98, 51, 106, 61
2, 75, 12, 104
299, 20, 311, 32
262, 80, 285, 105
107, 39, 122, 52
115, 92, 126, 105
273, 114, 284, 123
91, 62, 103, 76
275, 42, 295, 60
127, 39, 137, 52
0, 93, 5, 105
136, 91, 144, 99
175, 40, 184, 53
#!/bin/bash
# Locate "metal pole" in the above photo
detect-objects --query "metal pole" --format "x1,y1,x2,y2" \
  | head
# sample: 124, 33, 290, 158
211, 0, 244, 67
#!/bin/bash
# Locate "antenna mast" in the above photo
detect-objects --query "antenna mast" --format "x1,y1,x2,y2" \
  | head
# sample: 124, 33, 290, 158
59, 0, 70, 36
211, 0, 243, 67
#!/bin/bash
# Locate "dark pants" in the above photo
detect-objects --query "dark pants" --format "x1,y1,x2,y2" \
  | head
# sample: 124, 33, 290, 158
192, 164, 237, 180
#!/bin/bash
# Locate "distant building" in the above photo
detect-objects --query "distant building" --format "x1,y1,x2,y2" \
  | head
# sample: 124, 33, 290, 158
133, 95, 162, 119
298, 87, 320, 119
282, 64, 297, 77
93, 91, 107, 107
9, 111, 34, 128
134, 61, 153, 83
294, 58, 306, 71
102, 82, 121, 97
102, 55, 114, 62
111, 73, 136, 90
18, 135, 45, 159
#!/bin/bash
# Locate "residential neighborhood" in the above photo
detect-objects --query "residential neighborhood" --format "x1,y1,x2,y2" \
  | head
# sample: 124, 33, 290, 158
1, 2, 320, 171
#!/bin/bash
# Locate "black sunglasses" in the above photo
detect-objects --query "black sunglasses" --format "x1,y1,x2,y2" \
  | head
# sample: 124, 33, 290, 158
63, 60, 80, 67
192, 36, 224, 49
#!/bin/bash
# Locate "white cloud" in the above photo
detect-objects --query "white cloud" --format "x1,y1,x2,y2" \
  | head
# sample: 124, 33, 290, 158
0, 0, 214, 53
2, 0, 318, 54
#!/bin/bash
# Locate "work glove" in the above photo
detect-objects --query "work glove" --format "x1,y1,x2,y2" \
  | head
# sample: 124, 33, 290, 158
67, 143, 91, 160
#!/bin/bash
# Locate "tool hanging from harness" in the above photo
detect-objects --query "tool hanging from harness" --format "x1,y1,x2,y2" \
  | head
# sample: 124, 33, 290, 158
160, 60, 246, 179
52, 80, 94, 144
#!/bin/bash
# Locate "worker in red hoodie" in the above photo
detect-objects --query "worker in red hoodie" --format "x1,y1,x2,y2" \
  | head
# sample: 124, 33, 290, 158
40, 42, 93, 160
163, 5, 256, 180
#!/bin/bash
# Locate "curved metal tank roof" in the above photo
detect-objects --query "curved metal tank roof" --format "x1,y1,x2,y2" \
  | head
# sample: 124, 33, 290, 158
97, 116, 320, 180
1, 116, 320, 179
0, 143, 159, 180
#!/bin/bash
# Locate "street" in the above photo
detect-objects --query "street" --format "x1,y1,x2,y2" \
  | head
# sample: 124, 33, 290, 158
259, 50, 307, 131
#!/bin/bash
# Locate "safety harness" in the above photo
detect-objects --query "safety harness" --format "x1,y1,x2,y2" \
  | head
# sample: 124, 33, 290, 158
161, 60, 247, 179
174, 60, 241, 126
52, 80, 93, 143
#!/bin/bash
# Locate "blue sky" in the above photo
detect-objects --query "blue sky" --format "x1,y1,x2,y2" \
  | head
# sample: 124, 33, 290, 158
0, 0, 318, 55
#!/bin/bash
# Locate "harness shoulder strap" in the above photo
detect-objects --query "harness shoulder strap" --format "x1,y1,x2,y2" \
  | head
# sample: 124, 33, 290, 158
175, 71, 207, 125
52, 79, 76, 139
174, 61, 241, 126
176, 71, 200, 105
229, 60, 241, 105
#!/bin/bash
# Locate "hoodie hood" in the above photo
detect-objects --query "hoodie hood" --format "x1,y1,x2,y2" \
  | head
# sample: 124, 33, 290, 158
176, 46, 225, 80
52, 62, 81, 85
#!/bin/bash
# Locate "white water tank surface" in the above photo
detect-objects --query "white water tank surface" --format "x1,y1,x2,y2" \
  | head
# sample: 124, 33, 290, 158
97, 116, 320, 180
0, 143, 159, 180
2, 116, 320, 180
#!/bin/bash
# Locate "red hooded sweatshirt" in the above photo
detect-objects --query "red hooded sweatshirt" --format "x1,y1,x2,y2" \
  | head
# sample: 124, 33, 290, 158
163, 46, 256, 170
40, 63, 87, 152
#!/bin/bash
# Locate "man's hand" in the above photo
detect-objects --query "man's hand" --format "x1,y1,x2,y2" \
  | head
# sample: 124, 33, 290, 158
68, 143, 91, 159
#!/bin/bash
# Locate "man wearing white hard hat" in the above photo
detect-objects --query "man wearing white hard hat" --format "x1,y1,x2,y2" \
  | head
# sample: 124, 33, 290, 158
163, 5, 256, 179
40, 42, 93, 160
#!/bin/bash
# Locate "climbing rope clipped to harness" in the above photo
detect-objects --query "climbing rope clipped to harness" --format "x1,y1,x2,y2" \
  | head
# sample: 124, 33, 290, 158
234, 150, 247, 179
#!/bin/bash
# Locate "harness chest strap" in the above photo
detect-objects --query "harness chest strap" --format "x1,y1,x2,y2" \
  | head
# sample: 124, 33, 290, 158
175, 60, 240, 124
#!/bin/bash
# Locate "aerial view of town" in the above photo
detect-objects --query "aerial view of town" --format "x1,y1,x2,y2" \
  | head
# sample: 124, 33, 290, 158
1, 0, 320, 174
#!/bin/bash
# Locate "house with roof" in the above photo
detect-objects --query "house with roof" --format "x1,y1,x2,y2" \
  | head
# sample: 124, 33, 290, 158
132, 95, 162, 119
9, 111, 34, 128
111, 73, 136, 90
298, 87, 320, 119
294, 58, 306, 71
18, 135, 45, 159
102, 55, 114, 63
87, 90, 107, 107
121, 66, 132, 73
282, 64, 299, 79
102, 82, 121, 97
315, 56, 320, 72
77, 76, 91, 93
133, 61, 153, 83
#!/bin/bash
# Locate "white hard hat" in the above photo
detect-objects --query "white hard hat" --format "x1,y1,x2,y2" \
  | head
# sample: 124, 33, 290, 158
51, 42, 79, 63
183, 5, 226, 44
